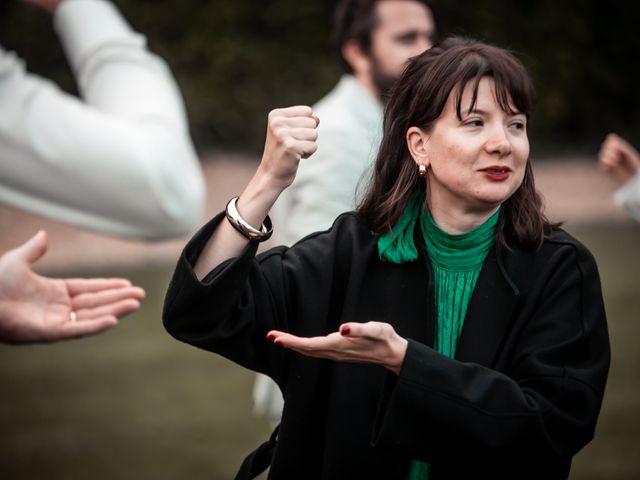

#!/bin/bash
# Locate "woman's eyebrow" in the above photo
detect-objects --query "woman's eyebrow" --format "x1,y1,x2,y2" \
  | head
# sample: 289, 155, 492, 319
463, 108, 488, 116
463, 108, 525, 117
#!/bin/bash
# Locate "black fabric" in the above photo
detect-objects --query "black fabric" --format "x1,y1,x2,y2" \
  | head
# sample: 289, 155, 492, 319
163, 212, 610, 480
234, 425, 279, 480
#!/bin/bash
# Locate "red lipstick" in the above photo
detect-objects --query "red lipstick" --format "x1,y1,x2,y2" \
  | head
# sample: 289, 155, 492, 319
480, 166, 511, 181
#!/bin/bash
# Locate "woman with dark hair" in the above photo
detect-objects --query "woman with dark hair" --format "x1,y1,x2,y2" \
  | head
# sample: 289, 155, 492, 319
163, 37, 609, 479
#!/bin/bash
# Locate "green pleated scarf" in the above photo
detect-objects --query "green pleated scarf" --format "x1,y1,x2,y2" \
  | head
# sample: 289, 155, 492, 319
378, 195, 500, 480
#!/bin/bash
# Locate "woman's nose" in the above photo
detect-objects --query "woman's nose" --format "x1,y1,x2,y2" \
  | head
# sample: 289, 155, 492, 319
486, 126, 512, 156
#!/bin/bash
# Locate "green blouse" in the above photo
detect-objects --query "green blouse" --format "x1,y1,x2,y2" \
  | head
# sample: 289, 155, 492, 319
378, 195, 501, 480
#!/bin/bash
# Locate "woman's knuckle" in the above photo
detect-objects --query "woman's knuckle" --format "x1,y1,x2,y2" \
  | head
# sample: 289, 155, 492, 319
283, 137, 296, 150
268, 109, 280, 121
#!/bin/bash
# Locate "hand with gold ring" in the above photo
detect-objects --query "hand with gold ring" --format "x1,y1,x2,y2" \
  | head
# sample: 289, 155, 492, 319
0, 231, 145, 344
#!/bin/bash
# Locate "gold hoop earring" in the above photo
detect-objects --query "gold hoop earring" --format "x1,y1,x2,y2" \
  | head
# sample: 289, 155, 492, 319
418, 164, 427, 177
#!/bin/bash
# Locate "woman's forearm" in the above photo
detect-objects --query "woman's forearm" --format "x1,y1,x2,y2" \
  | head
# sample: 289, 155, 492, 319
193, 106, 319, 280
193, 169, 282, 280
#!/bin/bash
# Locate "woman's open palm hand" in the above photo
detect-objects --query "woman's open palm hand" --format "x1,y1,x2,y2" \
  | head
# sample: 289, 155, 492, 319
268, 321, 408, 375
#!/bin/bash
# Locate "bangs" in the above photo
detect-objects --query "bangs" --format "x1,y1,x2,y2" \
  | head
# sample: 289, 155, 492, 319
452, 52, 534, 119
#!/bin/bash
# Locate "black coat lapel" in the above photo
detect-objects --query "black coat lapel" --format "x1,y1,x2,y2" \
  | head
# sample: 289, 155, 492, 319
455, 246, 520, 367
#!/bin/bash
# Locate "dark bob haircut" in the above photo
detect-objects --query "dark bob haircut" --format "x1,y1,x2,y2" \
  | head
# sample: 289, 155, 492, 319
358, 36, 558, 249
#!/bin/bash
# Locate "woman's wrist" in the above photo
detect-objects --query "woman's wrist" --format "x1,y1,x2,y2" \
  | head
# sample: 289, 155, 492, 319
235, 171, 283, 228
225, 197, 273, 242
386, 337, 408, 375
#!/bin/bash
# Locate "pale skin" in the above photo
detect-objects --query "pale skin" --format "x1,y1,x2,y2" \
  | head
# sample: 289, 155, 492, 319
194, 79, 528, 376
0, 231, 145, 344
342, 0, 435, 100
597, 133, 640, 185
407, 77, 529, 233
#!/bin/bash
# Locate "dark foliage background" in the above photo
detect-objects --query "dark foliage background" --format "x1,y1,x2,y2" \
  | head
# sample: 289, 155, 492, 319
1, 0, 638, 155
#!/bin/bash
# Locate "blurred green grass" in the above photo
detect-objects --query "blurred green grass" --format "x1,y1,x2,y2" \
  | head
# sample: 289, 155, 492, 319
0, 223, 638, 479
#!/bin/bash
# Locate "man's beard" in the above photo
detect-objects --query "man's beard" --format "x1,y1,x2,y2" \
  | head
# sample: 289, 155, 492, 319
369, 55, 399, 104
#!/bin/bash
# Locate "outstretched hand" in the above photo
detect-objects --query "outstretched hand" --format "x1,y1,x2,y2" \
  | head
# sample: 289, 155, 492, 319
598, 133, 640, 185
267, 321, 408, 375
0, 231, 145, 344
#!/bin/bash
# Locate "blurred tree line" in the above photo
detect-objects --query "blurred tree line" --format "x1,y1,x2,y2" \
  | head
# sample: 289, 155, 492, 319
1, 0, 638, 157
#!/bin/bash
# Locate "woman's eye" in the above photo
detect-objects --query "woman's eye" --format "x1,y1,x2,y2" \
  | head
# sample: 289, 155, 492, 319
510, 121, 526, 130
465, 119, 483, 127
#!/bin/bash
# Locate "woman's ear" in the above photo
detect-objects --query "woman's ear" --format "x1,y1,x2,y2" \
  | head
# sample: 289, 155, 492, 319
406, 126, 430, 168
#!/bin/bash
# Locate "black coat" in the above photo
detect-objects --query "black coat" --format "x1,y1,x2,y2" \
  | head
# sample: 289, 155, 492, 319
163, 212, 610, 480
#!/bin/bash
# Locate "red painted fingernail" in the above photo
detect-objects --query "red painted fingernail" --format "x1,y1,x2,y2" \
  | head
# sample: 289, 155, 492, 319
341, 326, 350, 336
274, 339, 283, 346
267, 333, 276, 341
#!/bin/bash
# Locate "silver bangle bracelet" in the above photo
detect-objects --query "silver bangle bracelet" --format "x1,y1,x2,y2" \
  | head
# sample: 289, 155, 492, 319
225, 196, 273, 242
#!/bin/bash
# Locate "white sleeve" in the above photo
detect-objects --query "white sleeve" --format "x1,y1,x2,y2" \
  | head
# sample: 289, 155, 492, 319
282, 128, 364, 245
613, 172, 640, 222
0, 0, 204, 240
281, 118, 378, 246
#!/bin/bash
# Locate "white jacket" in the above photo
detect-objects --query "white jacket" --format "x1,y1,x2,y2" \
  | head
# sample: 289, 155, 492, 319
0, 0, 204, 240
614, 172, 640, 222
273, 75, 383, 246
